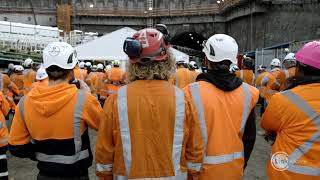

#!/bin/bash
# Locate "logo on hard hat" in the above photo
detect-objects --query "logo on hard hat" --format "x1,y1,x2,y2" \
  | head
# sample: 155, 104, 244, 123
271, 152, 289, 171
48, 46, 61, 56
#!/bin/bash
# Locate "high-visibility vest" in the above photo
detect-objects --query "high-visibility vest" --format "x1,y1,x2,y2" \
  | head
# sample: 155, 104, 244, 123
262, 86, 320, 179
22, 69, 36, 95
18, 90, 89, 164
175, 68, 195, 89
96, 85, 199, 179
187, 81, 258, 179
236, 70, 255, 86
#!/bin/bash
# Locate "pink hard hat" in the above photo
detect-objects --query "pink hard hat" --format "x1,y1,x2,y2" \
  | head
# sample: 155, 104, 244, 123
295, 41, 320, 69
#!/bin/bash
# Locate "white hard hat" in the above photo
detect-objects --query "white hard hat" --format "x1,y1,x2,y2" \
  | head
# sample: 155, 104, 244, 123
258, 65, 266, 71
43, 42, 78, 69
79, 62, 85, 69
203, 34, 238, 64
23, 58, 34, 67
270, 58, 281, 67
85, 62, 92, 68
15, 65, 24, 72
8, 63, 14, 70
97, 63, 104, 70
284, 53, 296, 62
92, 65, 97, 70
113, 60, 120, 66
106, 65, 112, 70
189, 61, 198, 69
36, 68, 48, 80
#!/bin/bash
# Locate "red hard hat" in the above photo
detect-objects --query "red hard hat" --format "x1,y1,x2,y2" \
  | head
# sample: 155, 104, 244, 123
126, 28, 169, 64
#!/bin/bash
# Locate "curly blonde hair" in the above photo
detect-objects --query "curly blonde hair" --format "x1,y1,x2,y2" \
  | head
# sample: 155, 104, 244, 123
127, 53, 175, 83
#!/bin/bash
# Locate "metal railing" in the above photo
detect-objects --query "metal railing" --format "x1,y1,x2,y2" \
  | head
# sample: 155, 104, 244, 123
75, 4, 219, 17
0, 6, 56, 14
0, 2, 244, 17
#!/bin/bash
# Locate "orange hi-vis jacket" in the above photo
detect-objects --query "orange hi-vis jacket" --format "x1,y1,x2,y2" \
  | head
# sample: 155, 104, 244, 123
174, 68, 196, 89
22, 69, 36, 95
74, 68, 88, 81
280, 67, 296, 91
260, 69, 283, 103
184, 81, 259, 180
95, 80, 204, 180
0, 73, 19, 110
261, 83, 320, 180
10, 73, 24, 95
191, 70, 200, 82
104, 67, 126, 97
235, 69, 256, 86
94, 72, 107, 99
31, 79, 49, 89
86, 72, 98, 96
9, 83, 104, 177
255, 72, 269, 89
0, 92, 10, 148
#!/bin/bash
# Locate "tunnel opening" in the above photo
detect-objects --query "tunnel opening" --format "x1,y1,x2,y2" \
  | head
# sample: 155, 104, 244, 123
170, 32, 206, 51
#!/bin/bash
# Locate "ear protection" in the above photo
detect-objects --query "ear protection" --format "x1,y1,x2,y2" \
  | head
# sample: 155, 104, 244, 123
123, 37, 142, 58
155, 24, 171, 46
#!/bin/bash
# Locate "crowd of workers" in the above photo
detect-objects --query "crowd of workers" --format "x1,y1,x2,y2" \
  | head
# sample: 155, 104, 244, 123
0, 24, 319, 180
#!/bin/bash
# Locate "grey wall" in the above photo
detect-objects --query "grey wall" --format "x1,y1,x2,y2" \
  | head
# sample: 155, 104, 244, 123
1, 0, 320, 53
226, 2, 320, 52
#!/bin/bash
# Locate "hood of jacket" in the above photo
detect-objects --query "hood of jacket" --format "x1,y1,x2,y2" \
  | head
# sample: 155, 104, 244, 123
196, 69, 243, 91
286, 76, 320, 90
27, 83, 78, 117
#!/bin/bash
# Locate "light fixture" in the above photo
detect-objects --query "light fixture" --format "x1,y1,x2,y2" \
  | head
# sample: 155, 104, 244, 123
197, 41, 200, 43
217, 1, 221, 3
191, 37, 194, 40
89, 4, 94, 8
189, 33, 192, 36
148, 7, 153, 11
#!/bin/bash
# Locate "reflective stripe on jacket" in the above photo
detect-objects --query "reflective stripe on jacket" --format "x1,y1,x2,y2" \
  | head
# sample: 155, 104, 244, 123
235, 70, 255, 86
184, 81, 259, 180
175, 68, 196, 89
261, 83, 320, 180
18, 91, 89, 164
95, 80, 204, 180
9, 83, 103, 177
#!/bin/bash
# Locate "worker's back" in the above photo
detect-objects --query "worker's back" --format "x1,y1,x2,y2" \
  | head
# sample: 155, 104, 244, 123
235, 69, 255, 86
96, 80, 203, 179
22, 69, 36, 95
94, 72, 106, 99
10, 73, 24, 94
0, 73, 19, 96
0, 91, 10, 179
9, 83, 103, 177
0, 91, 10, 146
184, 81, 259, 179
31, 79, 49, 89
74, 68, 88, 81
280, 67, 296, 90
104, 67, 126, 97
86, 72, 98, 96
175, 68, 195, 88
261, 83, 320, 180
255, 71, 269, 88
106, 67, 126, 83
